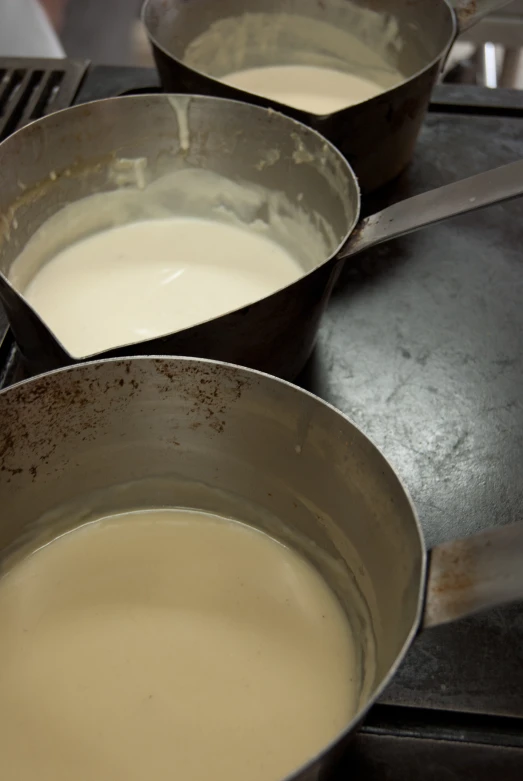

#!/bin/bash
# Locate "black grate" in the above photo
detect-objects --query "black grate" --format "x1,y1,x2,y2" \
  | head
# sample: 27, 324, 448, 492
0, 57, 88, 141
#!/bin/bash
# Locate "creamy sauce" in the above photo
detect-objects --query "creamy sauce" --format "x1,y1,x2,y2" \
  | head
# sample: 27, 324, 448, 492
0, 509, 358, 781
23, 217, 303, 357
223, 65, 389, 114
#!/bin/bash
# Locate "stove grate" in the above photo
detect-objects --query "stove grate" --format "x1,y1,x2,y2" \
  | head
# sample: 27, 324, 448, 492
0, 56, 88, 141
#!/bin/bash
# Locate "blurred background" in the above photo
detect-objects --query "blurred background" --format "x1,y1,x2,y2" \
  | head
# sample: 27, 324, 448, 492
2, 0, 523, 88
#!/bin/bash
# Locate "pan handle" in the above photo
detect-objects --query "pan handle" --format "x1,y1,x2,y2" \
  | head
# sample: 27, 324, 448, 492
422, 521, 523, 629
449, 0, 514, 33
339, 159, 523, 260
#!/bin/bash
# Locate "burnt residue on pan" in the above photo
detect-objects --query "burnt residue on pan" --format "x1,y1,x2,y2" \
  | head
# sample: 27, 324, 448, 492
0, 358, 252, 482
454, 0, 478, 27
424, 537, 475, 626
154, 359, 252, 434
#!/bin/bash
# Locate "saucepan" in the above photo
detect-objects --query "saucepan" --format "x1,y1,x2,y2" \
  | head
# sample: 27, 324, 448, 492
0, 94, 522, 378
142, 0, 513, 193
1, 355, 522, 779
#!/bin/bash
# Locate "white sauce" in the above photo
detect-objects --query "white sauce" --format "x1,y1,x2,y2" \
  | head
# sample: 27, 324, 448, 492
0, 508, 358, 781
185, 11, 408, 115
23, 217, 303, 357
223, 64, 387, 114
169, 95, 191, 151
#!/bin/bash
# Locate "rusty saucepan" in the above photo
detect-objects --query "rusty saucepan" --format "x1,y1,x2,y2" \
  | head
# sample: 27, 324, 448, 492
1, 355, 522, 779
0, 94, 522, 378
142, 0, 513, 193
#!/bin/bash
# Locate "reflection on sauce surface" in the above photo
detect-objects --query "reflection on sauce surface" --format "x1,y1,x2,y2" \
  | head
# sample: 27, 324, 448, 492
0, 509, 358, 781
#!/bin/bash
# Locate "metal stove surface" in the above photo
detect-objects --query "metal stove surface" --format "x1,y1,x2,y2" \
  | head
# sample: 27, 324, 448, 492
0, 61, 522, 777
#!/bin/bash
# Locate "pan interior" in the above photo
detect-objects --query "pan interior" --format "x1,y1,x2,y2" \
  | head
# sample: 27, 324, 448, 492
145, 0, 456, 93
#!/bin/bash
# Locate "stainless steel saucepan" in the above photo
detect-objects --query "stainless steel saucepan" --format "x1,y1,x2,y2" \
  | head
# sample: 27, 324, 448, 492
0, 94, 522, 378
142, 0, 512, 192
1, 356, 522, 779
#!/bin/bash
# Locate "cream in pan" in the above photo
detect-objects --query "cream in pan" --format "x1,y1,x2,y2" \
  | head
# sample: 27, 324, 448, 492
0, 508, 358, 781
222, 64, 393, 114
23, 217, 303, 357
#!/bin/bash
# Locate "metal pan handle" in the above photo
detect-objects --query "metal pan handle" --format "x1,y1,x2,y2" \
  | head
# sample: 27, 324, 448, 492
339, 159, 523, 260
423, 521, 523, 629
450, 0, 514, 33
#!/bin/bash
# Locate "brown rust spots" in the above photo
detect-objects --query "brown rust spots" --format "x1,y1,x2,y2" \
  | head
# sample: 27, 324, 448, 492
455, 0, 477, 26
0, 358, 253, 485
0, 431, 14, 461
154, 359, 251, 435
0, 361, 141, 483
429, 539, 474, 595
424, 536, 478, 627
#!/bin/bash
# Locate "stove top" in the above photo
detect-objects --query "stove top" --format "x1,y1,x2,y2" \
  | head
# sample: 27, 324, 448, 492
0, 58, 522, 778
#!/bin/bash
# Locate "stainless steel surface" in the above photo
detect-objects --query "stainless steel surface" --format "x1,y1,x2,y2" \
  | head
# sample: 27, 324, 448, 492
142, 0, 509, 193
0, 356, 426, 781
1, 356, 522, 777
424, 522, 523, 628
340, 159, 523, 259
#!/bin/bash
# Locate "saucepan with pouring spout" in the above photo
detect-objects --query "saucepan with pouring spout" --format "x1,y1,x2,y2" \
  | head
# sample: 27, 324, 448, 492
142, 0, 513, 193
0, 93, 522, 378
1, 355, 523, 780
